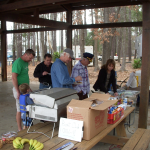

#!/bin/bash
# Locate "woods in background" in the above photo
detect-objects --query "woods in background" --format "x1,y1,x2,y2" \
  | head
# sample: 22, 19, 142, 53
1, 5, 142, 71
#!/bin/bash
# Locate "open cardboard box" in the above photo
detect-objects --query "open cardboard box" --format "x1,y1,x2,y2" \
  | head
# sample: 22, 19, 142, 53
67, 93, 117, 140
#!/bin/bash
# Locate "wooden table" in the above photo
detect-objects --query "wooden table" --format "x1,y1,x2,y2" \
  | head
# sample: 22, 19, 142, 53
1, 107, 134, 150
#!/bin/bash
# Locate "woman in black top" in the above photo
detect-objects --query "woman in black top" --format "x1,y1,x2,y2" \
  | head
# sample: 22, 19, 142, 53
93, 59, 118, 96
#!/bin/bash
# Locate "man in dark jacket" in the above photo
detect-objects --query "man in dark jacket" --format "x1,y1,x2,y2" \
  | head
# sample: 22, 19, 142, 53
34, 53, 52, 89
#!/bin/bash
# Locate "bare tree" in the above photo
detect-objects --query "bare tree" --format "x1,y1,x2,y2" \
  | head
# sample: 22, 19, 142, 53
91, 9, 94, 24
78, 10, 84, 58
128, 8, 132, 62
84, 10, 87, 46
36, 32, 40, 61
32, 25, 35, 66
119, 7, 127, 71
53, 13, 57, 52
61, 12, 64, 51
17, 23, 22, 58
93, 9, 100, 71
102, 8, 109, 65
110, 7, 120, 59
27, 25, 31, 48
117, 28, 123, 63
13, 23, 17, 61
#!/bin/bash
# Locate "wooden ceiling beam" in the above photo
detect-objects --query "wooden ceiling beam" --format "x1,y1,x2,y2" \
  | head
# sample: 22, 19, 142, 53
2, 27, 63, 34
34, 8, 39, 18
72, 1, 142, 10
0, 0, 140, 13
71, 22, 142, 29
0, 13, 69, 28
0, 0, 92, 13
61, 4, 72, 11
1, 21, 142, 34
6, 7, 65, 16
0, 0, 143, 14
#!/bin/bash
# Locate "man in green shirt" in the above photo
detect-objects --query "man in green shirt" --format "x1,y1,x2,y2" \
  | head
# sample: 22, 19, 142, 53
12, 49, 35, 131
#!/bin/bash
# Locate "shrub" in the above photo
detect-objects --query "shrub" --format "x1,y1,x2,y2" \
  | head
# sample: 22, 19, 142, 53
133, 59, 141, 69
52, 52, 60, 62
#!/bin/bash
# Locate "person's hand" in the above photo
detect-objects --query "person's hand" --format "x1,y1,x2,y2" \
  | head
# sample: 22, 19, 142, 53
75, 76, 82, 81
114, 92, 118, 97
42, 71, 48, 76
17, 91, 20, 99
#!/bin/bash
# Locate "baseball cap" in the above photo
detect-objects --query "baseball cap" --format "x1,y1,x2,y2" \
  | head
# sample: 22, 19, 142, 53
63, 48, 75, 60
83, 52, 94, 62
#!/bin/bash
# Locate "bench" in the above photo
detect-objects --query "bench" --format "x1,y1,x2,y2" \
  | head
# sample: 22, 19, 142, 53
122, 128, 150, 150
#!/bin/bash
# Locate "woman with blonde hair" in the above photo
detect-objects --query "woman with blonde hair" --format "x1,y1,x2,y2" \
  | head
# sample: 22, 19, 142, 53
93, 59, 118, 96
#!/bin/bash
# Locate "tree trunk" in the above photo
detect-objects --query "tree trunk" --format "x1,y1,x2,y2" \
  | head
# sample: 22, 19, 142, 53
80, 29, 84, 58
13, 23, 17, 61
44, 31, 47, 54
74, 30, 77, 65
93, 8, 100, 71
119, 7, 127, 71
17, 24, 22, 58
84, 10, 87, 46
53, 13, 57, 52
128, 8, 132, 62
36, 32, 40, 61
91, 9, 94, 24
40, 31, 44, 62
61, 12, 63, 51
117, 28, 123, 63
94, 39, 99, 71
78, 11, 84, 58
27, 25, 30, 48
50, 14, 54, 53
32, 25, 35, 66
102, 8, 109, 65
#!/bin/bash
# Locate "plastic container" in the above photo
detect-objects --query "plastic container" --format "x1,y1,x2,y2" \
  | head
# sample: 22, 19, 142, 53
1, 131, 17, 144
107, 107, 124, 124
135, 70, 141, 86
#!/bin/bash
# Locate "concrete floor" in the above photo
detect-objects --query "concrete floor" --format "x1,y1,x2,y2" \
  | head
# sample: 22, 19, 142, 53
0, 81, 40, 135
0, 81, 150, 150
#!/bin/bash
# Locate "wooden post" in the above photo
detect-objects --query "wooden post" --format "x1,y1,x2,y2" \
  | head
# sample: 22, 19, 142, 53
138, 2, 150, 128
34, 8, 39, 18
1, 21, 7, 81
66, 10, 72, 75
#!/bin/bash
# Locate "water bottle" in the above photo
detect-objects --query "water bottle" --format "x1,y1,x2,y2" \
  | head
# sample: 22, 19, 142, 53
123, 98, 127, 106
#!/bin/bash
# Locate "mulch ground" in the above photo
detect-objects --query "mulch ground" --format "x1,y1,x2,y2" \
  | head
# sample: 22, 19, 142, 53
1, 59, 141, 87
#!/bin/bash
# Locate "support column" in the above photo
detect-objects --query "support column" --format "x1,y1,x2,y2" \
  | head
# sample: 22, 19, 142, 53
66, 11, 72, 75
138, 2, 150, 128
1, 21, 7, 81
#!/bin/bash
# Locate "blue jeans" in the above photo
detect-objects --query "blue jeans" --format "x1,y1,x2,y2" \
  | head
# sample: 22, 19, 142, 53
39, 83, 50, 89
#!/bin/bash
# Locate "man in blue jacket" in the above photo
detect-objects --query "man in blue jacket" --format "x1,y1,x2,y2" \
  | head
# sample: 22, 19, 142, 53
51, 48, 82, 88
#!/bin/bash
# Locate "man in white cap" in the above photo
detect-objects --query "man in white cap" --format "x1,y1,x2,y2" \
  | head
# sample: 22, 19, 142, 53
51, 48, 82, 88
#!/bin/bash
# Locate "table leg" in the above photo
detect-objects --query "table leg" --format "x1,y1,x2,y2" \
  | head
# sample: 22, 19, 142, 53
116, 119, 127, 137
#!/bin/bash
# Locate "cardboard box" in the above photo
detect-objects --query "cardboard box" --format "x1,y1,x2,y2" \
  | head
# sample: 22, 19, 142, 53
67, 93, 117, 140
